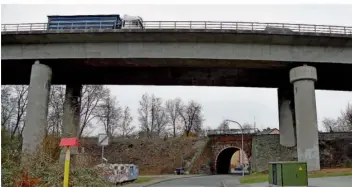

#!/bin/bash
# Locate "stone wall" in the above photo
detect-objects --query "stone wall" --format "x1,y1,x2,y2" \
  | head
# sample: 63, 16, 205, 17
251, 134, 296, 173
251, 132, 352, 172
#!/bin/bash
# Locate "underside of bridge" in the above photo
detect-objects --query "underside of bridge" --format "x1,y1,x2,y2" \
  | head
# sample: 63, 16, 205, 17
216, 147, 239, 174
2, 58, 352, 91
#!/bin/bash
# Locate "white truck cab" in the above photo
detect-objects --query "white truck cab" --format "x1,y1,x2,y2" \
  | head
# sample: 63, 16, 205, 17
122, 15, 144, 29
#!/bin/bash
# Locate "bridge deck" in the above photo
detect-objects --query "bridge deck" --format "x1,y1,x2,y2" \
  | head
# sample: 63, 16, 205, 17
2, 21, 352, 46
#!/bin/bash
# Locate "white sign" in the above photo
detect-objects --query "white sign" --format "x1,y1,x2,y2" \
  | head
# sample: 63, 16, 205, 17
98, 134, 109, 146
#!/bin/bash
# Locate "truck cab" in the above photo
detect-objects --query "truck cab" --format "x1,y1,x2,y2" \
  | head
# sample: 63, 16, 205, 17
121, 15, 144, 29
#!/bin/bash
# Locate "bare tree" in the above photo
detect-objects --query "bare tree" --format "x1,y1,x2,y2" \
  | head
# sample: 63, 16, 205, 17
11, 86, 28, 137
138, 93, 151, 138
119, 106, 134, 137
322, 118, 338, 132
137, 93, 164, 138
155, 107, 169, 136
218, 120, 230, 131
79, 85, 108, 137
47, 85, 65, 135
1, 86, 16, 129
322, 103, 352, 132
340, 103, 352, 131
165, 98, 181, 137
242, 123, 253, 134
178, 100, 204, 137
96, 91, 122, 138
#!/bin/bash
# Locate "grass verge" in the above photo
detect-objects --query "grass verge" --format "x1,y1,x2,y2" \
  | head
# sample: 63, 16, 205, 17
240, 168, 352, 184
135, 177, 154, 183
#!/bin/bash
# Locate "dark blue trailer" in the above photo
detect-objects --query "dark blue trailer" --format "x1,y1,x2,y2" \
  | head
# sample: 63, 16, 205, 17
47, 14, 122, 30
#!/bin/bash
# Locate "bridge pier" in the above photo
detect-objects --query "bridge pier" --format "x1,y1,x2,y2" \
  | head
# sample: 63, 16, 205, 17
22, 61, 52, 154
60, 83, 82, 163
290, 65, 320, 171
277, 87, 296, 147
62, 83, 82, 139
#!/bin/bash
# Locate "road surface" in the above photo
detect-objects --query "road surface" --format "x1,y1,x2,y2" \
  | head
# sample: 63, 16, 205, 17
148, 174, 241, 187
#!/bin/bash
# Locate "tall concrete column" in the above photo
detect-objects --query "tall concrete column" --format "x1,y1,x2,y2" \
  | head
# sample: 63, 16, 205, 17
22, 61, 52, 154
277, 87, 296, 147
62, 83, 82, 139
290, 65, 320, 171
60, 83, 82, 164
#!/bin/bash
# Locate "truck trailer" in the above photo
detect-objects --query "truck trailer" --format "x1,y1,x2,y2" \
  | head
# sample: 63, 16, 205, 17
47, 14, 143, 30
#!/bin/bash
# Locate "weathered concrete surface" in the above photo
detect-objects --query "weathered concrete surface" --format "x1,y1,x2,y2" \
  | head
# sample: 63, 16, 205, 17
22, 61, 52, 154
290, 65, 320, 171
60, 83, 82, 162
251, 133, 352, 172
277, 87, 296, 147
2, 29, 352, 46
62, 83, 82, 138
2, 42, 352, 65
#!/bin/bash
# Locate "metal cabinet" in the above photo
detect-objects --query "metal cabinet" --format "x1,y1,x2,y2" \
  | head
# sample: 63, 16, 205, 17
269, 161, 308, 187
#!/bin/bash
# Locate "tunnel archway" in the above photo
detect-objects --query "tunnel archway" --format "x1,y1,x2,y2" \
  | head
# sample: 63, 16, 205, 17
215, 146, 249, 174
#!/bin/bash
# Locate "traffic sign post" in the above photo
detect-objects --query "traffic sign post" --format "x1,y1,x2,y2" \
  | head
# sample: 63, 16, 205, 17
59, 137, 79, 187
98, 134, 109, 164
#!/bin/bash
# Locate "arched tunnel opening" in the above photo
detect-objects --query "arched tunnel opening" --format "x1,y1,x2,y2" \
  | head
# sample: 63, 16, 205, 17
216, 147, 249, 174
216, 147, 239, 174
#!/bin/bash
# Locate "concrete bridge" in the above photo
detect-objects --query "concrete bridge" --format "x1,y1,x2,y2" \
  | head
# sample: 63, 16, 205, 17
2, 21, 352, 172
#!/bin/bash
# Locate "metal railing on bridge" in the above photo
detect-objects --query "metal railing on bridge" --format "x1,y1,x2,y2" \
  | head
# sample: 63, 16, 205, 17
206, 128, 258, 135
2, 21, 352, 36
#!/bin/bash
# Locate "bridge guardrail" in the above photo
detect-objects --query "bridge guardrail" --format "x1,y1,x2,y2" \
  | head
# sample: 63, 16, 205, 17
2, 21, 352, 36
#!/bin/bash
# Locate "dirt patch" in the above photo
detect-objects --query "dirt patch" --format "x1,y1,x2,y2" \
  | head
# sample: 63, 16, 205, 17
81, 137, 206, 175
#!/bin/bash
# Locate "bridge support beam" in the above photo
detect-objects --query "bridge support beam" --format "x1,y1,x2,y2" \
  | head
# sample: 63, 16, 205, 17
277, 87, 296, 147
290, 65, 320, 171
22, 61, 52, 155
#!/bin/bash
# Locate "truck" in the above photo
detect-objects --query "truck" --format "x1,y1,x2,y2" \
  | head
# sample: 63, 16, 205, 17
47, 14, 143, 30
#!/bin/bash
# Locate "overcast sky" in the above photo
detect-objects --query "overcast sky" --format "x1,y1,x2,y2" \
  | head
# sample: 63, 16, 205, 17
2, 4, 352, 132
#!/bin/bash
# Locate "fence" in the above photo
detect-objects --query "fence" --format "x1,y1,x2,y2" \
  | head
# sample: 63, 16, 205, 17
2, 21, 352, 36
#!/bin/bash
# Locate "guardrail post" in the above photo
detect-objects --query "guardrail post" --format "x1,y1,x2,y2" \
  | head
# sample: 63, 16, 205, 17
16, 24, 19, 32
329, 26, 331, 34
298, 24, 301, 32
205, 22, 207, 29
220, 22, 222, 30
251, 22, 254, 31
236, 22, 238, 30
190, 21, 192, 29
344, 27, 346, 35
314, 25, 316, 33
30, 24, 32, 31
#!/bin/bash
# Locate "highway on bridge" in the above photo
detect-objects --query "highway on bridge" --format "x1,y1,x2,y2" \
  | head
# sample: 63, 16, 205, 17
147, 175, 240, 187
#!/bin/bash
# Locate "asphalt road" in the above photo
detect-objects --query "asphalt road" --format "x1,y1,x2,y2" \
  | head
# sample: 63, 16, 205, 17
148, 174, 241, 187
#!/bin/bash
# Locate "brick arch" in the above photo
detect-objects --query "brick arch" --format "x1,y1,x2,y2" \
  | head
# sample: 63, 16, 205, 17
213, 144, 251, 174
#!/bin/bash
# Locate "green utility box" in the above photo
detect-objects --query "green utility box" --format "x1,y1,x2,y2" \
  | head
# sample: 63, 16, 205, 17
268, 161, 308, 187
